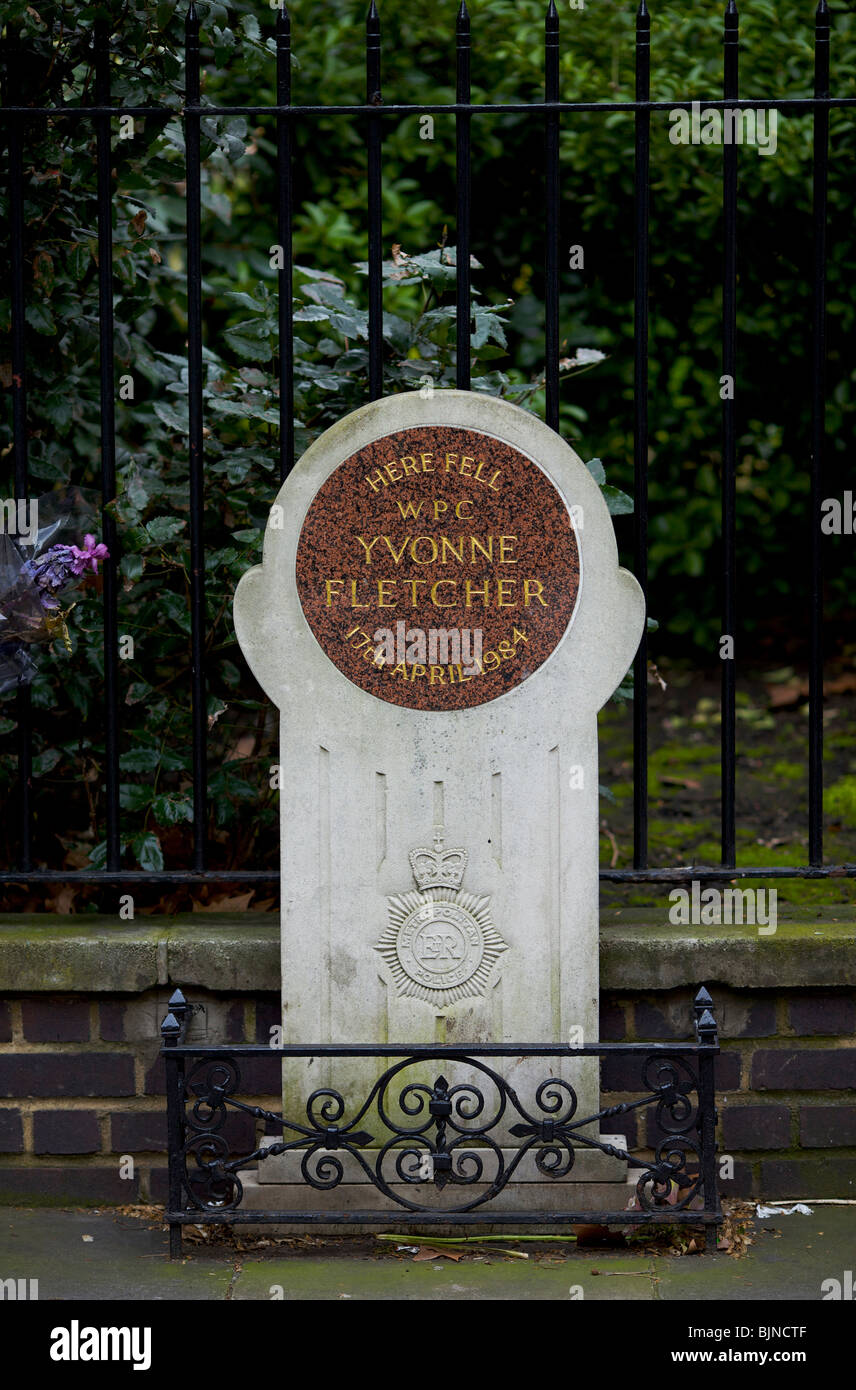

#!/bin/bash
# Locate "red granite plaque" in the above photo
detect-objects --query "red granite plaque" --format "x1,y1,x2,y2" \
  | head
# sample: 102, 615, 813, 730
295, 426, 580, 710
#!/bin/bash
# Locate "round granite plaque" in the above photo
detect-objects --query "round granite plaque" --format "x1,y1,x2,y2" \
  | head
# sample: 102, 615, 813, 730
295, 425, 580, 710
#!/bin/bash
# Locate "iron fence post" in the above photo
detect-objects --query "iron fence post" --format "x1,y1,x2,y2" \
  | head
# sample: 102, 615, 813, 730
162, 992, 188, 1259
695, 986, 720, 1225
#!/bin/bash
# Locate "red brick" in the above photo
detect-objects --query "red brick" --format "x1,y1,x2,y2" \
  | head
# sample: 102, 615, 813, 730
725, 999, 776, 1038
21, 998, 90, 1043
0, 1053, 135, 1098
789, 995, 856, 1037
598, 1001, 626, 1042
760, 1157, 856, 1200
0, 1165, 138, 1204
602, 1049, 740, 1092
148, 1167, 170, 1205
226, 1001, 245, 1043
99, 1002, 125, 1042
751, 1049, 856, 1091
0, 1109, 23, 1154
634, 1001, 683, 1040
721, 1104, 790, 1151
715, 1157, 755, 1199
33, 1110, 101, 1155
111, 1111, 167, 1152
800, 1105, 856, 1148
254, 998, 282, 1044
601, 1112, 637, 1147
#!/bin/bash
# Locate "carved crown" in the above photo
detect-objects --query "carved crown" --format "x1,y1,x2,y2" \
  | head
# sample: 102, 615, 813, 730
409, 826, 467, 891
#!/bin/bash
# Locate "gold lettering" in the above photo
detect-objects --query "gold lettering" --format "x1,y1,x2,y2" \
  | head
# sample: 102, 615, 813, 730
444, 453, 457, 473
350, 580, 369, 609
382, 536, 410, 565
499, 535, 517, 563
385, 461, 402, 483
470, 536, 493, 562
400, 455, 419, 476
404, 579, 427, 604
325, 579, 345, 606
473, 460, 486, 481
377, 579, 398, 607
356, 536, 381, 563
410, 535, 438, 565
496, 578, 516, 606
455, 499, 473, 519
465, 579, 490, 608
433, 499, 448, 519
429, 665, 445, 685
431, 579, 457, 608
365, 468, 388, 492
486, 470, 501, 492
395, 499, 424, 519
459, 455, 475, 476
440, 535, 464, 565
420, 452, 434, 473
524, 579, 548, 607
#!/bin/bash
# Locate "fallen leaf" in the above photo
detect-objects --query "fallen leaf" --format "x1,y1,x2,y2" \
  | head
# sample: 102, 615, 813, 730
413, 1247, 462, 1262
192, 892, 254, 913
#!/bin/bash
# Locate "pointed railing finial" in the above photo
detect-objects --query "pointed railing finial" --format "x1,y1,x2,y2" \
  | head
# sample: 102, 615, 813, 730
547, 0, 559, 19
168, 988, 188, 1018
367, 0, 380, 24
816, 0, 830, 22
186, 1, 199, 28
693, 986, 718, 1044
637, 1, 650, 27
725, 0, 738, 18
276, 3, 290, 35
547, 0, 559, 35
458, 1, 470, 26
160, 1011, 180, 1044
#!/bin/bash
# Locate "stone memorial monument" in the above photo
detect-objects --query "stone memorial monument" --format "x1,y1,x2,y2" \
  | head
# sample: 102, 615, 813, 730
234, 388, 644, 1214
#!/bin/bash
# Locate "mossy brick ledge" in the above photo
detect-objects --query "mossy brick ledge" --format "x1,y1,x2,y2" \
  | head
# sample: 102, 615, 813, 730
1, 910, 855, 1205
0, 908, 853, 994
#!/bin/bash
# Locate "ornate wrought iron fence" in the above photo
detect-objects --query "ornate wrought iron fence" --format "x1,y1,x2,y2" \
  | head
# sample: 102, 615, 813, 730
1, 3, 853, 895
160, 985, 721, 1256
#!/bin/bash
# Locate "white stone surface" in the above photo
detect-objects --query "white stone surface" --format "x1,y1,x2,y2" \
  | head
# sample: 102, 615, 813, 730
234, 390, 644, 1161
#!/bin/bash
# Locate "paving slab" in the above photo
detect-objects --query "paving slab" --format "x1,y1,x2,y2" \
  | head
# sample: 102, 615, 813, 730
0, 1208, 233, 1301
654, 1206, 856, 1302
1, 1204, 853, 1301
231, 1251, 658, 1301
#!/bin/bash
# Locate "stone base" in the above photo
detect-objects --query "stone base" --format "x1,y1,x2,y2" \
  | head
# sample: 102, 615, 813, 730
256, 1134, 627, 1185
227, 1134, 633, 1236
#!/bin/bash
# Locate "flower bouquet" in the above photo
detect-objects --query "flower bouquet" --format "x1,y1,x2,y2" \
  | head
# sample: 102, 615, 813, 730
0, 488, 110, 694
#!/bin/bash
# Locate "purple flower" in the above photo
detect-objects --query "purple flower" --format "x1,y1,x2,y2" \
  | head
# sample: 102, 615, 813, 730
68, 534, 109, 576
22, 535, 110, 610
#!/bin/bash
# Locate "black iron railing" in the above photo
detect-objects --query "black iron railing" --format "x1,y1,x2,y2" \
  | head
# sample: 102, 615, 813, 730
2, 3, 853, 891
160, 985, 721, 1256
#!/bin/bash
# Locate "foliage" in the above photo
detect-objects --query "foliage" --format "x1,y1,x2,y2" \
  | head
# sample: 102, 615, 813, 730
1, 0, 852, 887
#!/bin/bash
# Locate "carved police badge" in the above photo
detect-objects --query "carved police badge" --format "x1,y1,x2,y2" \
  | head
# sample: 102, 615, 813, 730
374, 826, 508, 1006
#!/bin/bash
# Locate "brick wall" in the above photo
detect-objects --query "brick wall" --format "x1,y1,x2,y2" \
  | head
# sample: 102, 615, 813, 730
600, 985, 856, 1201
0, 988, 282, 1205
1, 916, 854, 1204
